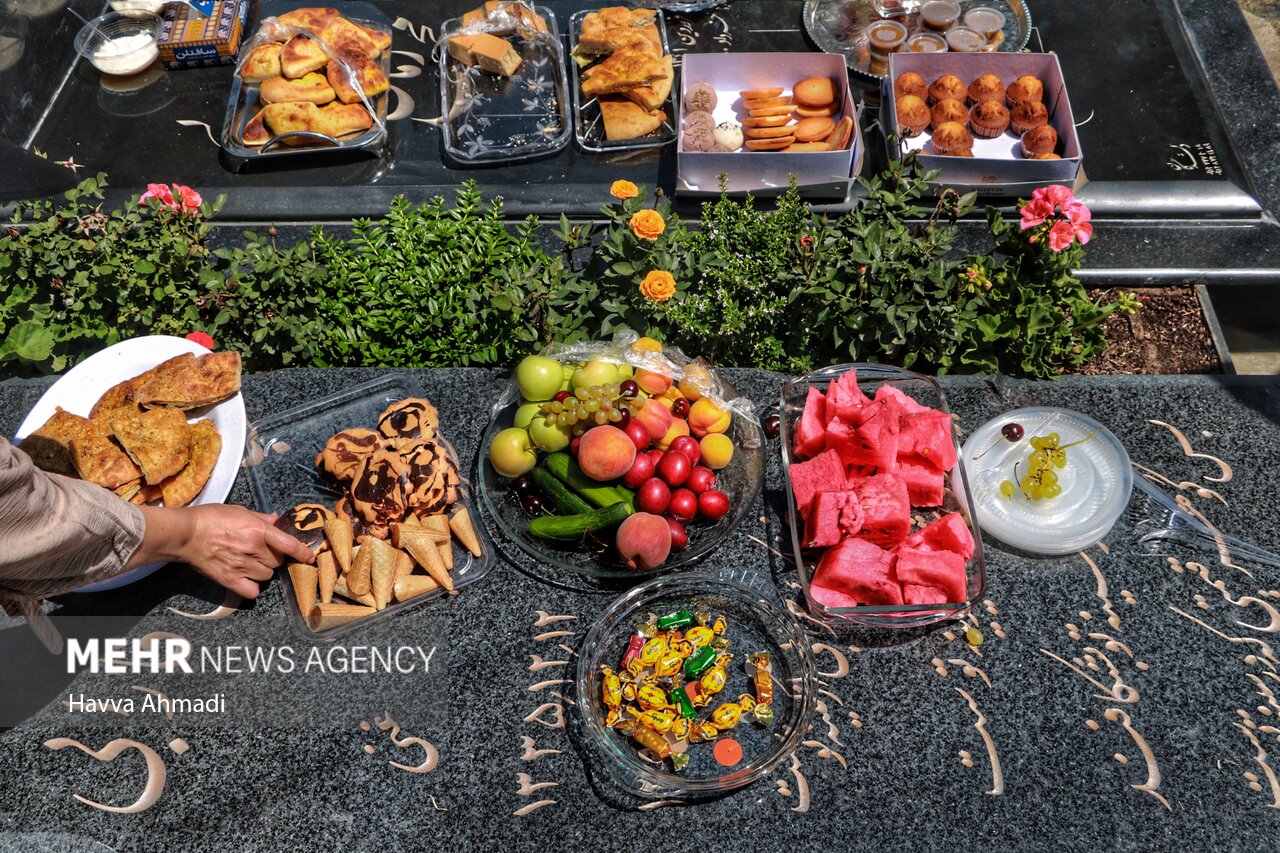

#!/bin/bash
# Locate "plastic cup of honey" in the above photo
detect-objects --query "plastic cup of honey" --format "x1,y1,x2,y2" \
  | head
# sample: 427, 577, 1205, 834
944, 25, 987, 52
963, 7, 1007, 40
919, 0, 960, 30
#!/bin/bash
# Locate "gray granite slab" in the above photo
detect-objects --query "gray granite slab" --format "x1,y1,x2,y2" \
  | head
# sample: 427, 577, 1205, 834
2, 368, 1280, 851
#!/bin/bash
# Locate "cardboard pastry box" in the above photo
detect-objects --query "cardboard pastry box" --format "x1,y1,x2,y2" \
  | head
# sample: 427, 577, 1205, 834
677, 52, 863, 199
158, 0, 250, 70
884, 52, 1083, 194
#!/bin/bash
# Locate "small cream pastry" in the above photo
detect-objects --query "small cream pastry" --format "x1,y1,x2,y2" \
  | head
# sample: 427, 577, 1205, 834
712, 121, 744, 152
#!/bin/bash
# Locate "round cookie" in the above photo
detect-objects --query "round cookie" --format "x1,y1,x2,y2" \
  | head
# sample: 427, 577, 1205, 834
745, 123, 798, 139
316, 427, 381, 482
748, 105, 796, 117
742, 114, 792, 128
684, 124, 716, 151
739, 87, 784, 100
743, 96, 790, 109
794, 116, 836, 142
684, 82, 717, 113
350, 447, 408, 528
795, 104, 838, 118
745, 136, 796, 150
377, 397, 439, 440
713, 121, 744, 151
785, 142, 831, 152
685, 110, 716, 133
396, 437, 458, 516
793, 76, 835, 108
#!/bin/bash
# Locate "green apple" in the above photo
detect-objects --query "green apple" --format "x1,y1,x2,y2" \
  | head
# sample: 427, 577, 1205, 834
515, 355, 564, 402
560, 364, 575, 391
513, 402, 544, 430
489, 427, 537, 477
571, 360, 622, 390
528, 415, 572, 452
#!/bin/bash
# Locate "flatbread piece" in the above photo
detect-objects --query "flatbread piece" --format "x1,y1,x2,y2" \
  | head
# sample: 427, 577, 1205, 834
110, 408, 192, 485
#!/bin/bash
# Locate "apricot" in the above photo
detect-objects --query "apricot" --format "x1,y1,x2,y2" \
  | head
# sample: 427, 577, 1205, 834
700, 433, 735, 469
631, 336, 664, 354
577, 425, 637, 482
678, 363, 711, 402
688, 398, 732, 438
636, 367, 672, 395
657, 418, 691, 451
634, 397, 674, 441
616, 512, 672, 571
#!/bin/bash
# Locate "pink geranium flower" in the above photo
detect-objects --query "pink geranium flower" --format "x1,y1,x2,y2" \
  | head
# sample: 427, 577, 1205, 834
185, 331, 215, 350
1019, 196, 1054, 230
174, 184, 202, 213
1047, 220, 1077, 252
139, 183, 174, 208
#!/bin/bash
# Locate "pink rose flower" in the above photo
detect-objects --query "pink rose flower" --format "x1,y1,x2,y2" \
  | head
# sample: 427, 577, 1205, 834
174, 184, 202, 213
1047, 220, 1077, 252
139, 183, 175, 208
1019, 196, 1054, 230
185, 331, 215, 350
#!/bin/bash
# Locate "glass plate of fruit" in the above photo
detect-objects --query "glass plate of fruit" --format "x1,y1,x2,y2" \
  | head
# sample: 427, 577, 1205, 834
959, 407, 1132, 556
478, 334, 764, 580
780, 364, 986, 628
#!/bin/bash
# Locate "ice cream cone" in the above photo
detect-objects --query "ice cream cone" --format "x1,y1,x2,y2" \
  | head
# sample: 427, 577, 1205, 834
438, 541, 454, 571
397, 527, 455, 591
367, 537, 396, 610
347, 536, 373, 596
287, 562, 318, 618
324, 518, 354, 574
449, 507, 482, 557
420, 514, 450, 537
394, 549, 414, 582
394, 573, 441, 602
317, 551, 337, 605
333, 580, 377, 608
309, 602, 376, 631
393, 521, 448, 547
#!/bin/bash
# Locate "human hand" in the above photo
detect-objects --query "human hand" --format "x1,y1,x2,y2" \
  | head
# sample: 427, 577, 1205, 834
132, 503, 314, 599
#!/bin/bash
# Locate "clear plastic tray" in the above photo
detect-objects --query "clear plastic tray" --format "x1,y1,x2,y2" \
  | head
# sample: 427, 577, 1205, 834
779, 364, 986, 628
436, 6, 571, 164
960, 406, 1132, 555
243, 374, 495, 640
568, 8, 676, 153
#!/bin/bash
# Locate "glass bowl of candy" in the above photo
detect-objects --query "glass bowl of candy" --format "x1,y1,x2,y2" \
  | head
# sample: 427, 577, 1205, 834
576, 571, 816, 798
779, 364, 986, 629
478, 335, 764, 580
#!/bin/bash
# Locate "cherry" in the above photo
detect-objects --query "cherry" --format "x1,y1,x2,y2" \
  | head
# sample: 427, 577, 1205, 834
619, 379, 639, 398
1001, 422, 1024, 441
763, 412, 781, 438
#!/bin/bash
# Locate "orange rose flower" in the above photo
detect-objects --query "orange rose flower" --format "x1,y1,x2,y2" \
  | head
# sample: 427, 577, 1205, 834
610, 180, 639, 201
630, 209, 666, 241
639, 270, 676, 302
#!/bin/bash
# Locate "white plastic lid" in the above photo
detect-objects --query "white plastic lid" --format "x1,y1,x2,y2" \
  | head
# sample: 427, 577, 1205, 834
960, 407, 1133, 555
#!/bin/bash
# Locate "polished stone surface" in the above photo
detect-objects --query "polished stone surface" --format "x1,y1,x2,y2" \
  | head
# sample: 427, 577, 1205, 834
1, 367, 1280, 850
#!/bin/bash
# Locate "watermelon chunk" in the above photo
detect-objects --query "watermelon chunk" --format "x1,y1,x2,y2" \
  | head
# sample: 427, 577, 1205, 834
792, 386, 827, 460
874, 383, 931, 416
898, 409, 957, 472
826, 404, 900, 470
803, 490, 865, 548
895, 546, 967, 604
825, 370, 873, 425
897, 454, 945, 506
849, 472, 911, 548
811, 537, 902, 607
788, 449, 845, 516
903, 512, 976, 560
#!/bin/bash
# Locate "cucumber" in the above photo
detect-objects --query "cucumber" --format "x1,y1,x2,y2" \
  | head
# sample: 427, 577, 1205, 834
529, 466, 593, 515
528, 501, 632, 541
544, 452, 635, 512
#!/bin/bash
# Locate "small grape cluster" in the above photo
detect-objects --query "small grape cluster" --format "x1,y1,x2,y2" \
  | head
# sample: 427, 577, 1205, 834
998, 427, 1099, 502
540, 380, 642, 436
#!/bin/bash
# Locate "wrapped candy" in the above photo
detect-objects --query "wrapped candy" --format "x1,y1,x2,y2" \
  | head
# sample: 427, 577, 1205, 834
684, 645, 717, 678
636, 683, 668, 711
640, 636, 667, 667
671, 752, 691, 772
670, 686, 697, 720
601, 666, 622, 708
748, 651, 773, 706
656, 609, 695, 631
699, 665, 727, 698
633, 724, 673, 759
711, 701, 742, 730
688, 722, 719, 743
685, 626, 715, 648
620, 632, 645, 671
655, 650, 684, 678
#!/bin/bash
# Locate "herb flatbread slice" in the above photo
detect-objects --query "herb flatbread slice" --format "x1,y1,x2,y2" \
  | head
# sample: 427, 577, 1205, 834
18, 407, 87, 475
69, 424, 142, 490
109, 408, 191, 486
161, 420, 222, 507
138, 352, 242, 410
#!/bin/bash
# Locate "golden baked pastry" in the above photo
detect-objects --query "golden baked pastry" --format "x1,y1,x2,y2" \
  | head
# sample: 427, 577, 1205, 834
794, 116, 835, 142
895, 94, 930, 138
262, 101, 374, 142
931, 120, 973, 155
242, 108, 270, 146
745, 123, 798, 140
1010, 100, 1049, 135
1005, 75, 1044, 107
138, 352, 242, 410
744, 136, 796, 150
620, 55, 673, 112
109, 408, 191, 486
377, 398, 440, 441
793, 77, 835, 108
318, 428, 382, 481
794, 104, 837, 118
320, 15, 381, 58
89, 373, 147, 424
1020, 124, 1059, 157
742, 115, 792, 128
826, 116, 854, 150
259, 72, 336, 105
969, 99, 1010, 138
600, 99, 665, 140
69, 423, 141, 491
578, 6, 658, 55
471, 33, 523, 77
161, 420, 221, 507
241, 43, 283, 83
893, 71, 927, 101
326, 49, 390, 103
927, 74, 966, 105
785, 142, 831, 152
581, 37, 665, 97
747, 105, 796, 117
280, 35, 329, 79
18, 407, 87, 475
275, 7, 339, 33
930, 98, 967, 130
967, 73, 1005, 105
739, 87, 783, 100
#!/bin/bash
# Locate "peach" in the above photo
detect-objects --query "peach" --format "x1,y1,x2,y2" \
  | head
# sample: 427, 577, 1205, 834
700, 434, 735, 469
631, 336, 664, 354
688, 398, 732, 438
634, 397, 674, 441
636, 367, 672, 395
577, 425, 637, 482
616, 512, 672, 571
657, 418, 690, 451
678, 363, 711, 402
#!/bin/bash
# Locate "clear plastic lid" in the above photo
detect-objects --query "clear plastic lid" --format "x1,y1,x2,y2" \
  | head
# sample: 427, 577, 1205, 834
960, 407, 1132, 555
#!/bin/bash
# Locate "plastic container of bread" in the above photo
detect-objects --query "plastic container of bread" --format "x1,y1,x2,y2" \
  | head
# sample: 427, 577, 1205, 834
244, 374, 495, 640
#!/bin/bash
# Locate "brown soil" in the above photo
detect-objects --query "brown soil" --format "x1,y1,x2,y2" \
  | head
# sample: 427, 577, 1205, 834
1076, 287, 1222, 375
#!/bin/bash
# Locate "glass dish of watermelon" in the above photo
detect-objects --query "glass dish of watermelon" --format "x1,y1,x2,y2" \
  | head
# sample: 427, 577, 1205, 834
576, 571, 817, 798
780, 364, 986, 628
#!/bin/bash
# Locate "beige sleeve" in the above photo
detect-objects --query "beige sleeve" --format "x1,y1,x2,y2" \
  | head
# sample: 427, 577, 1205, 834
0, 437, 145, 605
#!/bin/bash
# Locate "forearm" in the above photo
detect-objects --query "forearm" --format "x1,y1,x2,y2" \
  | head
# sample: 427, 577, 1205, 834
125, 505, 198, 569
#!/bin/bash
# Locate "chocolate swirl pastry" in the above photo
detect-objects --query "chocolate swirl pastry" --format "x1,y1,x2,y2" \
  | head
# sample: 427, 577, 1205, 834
316, 427, 380, 482
332, 494, 368, 540
395, 437, 459, 516
350, 448, 407, 527
376, 398, 439, 441
275, 503, 335, 552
